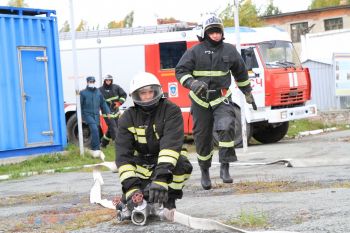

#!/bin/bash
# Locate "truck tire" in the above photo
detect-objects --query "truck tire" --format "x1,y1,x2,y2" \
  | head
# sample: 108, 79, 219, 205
253, 122, 289, 144
213, 105, 252, 148
66, 114, 92, 147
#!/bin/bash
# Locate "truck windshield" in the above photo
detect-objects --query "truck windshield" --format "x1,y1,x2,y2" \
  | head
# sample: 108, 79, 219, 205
258, 40, 301, 68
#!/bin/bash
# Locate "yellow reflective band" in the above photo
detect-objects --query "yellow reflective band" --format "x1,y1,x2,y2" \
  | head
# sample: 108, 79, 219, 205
154, 181, 168, 190
169, 182, 184, 190
179, 74, 193, 85
236, 79, 250, 87
119, 97, 126, 102
136, 165, 153, 177
189, 91, 209, 108
158, 156, 178, 166
193, 70, 229, 77
136, 173, 150, 179
119, 164, 136, 174
110, 114, 120, 118
106, 96, 119, 102
180, 150, 188, 158
153, 124, 159, 140
135, 128, 146, 136
184, 173, 191, 180
159, 149, 179, 160
209, 90, 232, 107
137, 136, 147, 144
120, 170, 137, 182
126, 188, 139, 199
128, 127, 136, 134
218, 141, 234, 148
198, 151, 213, 161
172, 174, 185, 182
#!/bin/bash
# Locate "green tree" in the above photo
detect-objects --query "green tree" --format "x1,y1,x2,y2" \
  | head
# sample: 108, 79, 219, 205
263, 0, 282, 16
7, 0, 28, 7
124, 11, 134, 28
107, 20, 124, 29
219, 0, 263, 27
59, 20, 70, 32
309, 0, 350, 9
76, 19, 88, 31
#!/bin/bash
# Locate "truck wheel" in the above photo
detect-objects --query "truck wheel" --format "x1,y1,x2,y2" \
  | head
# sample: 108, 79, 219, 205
213, 105, 252, 148
253, 122, 289, 144
66, 114, 92, 147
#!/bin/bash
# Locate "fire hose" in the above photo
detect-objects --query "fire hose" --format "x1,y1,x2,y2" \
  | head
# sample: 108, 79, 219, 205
89, 162, 299, 233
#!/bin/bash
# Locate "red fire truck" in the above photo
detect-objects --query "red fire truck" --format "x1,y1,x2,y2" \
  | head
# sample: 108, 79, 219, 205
60, 25, 317, 147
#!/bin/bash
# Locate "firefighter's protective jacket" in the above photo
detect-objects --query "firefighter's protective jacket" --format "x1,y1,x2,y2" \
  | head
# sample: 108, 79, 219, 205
116, 98, 184, 197
99, 84, 127, 113
175, 40, 252, 107
80, 87, 110, 124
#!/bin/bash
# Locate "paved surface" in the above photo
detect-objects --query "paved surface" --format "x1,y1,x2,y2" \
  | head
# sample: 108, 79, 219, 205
1, 130, 350, 232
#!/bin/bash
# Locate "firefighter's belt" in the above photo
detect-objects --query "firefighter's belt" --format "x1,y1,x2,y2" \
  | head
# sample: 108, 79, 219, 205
189, 89, 231, 108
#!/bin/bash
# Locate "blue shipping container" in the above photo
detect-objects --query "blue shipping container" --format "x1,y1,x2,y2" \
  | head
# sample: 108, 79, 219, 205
0, 6, 67, 158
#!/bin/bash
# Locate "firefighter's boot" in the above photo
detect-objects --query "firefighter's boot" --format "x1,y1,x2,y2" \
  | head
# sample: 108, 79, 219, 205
220, 163, 233, 183
200, 167, 212, 190
100, 136, 109, 148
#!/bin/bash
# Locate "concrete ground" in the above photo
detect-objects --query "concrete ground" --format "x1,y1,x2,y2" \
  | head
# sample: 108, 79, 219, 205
1, 130, 350, 232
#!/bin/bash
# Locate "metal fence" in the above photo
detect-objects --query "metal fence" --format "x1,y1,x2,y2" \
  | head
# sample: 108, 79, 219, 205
303, 59, 350, 111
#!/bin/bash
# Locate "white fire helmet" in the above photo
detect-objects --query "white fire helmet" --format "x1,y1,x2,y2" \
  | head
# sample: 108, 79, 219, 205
129, 72, 163, 107
201, 14, 224, 38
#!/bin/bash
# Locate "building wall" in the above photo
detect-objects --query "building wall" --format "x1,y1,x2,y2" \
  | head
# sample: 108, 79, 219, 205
262, 5, 350, 55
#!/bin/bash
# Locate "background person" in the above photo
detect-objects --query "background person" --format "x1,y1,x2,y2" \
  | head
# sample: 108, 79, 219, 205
99, 74, 127, 148
175, 14, 256, 190
80, 76, 110, 158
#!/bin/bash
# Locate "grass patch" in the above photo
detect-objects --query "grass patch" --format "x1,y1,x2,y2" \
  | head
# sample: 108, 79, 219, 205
0, 143, 116, 179
226, 209, 269, 229
212, 178, 350, 194
287, 118, 348, 138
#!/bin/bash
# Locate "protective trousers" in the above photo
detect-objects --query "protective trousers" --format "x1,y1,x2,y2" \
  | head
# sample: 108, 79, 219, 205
135, 152, 193, 201
83, 114, 101, 150
101, 116, 118, 146
191, 98, 237, 169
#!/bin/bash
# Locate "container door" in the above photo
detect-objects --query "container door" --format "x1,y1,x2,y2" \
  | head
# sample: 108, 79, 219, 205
18, 47, 53, 147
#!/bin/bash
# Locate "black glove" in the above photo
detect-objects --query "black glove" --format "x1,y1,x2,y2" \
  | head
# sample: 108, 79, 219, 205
245, 92, 257, 110
149, 182, 168, 204
189, 80, 208, 98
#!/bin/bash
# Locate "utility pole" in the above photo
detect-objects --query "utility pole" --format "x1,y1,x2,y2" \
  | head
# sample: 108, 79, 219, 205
234, 0, 248, 152
69, 0, 84, 156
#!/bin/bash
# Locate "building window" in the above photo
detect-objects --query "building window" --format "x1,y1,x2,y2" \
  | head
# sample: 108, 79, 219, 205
324, 17, 343, 31
290, 22, 308, 43
159, 41, 187, 69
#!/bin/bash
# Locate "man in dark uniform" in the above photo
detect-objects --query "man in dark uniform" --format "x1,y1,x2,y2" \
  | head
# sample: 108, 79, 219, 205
80, 76, 110, 158
115, 72, 192, 212
175, 14, 256, 190
99, 74, 127, 148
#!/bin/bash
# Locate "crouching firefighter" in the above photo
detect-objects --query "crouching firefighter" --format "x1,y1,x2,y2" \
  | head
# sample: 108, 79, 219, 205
175, 14, 256, 190
99, 74, 127, 148
114, 72, 193, 224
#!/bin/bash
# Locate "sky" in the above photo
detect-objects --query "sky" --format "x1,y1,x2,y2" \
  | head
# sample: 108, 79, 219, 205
0, 0, 312, 29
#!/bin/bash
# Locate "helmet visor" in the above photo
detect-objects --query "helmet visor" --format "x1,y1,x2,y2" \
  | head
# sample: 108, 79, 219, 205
131, 85, 163, 107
